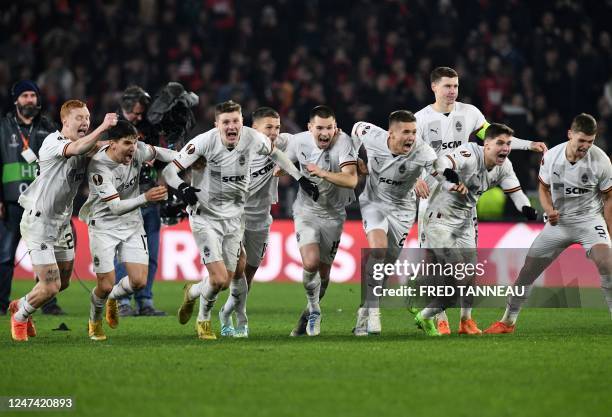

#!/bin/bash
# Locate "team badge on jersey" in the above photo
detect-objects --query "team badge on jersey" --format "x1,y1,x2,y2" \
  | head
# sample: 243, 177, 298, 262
40, 243, 47, 250
93, 256, 100, 267
203, 246, 211, 258
239, 155, 246, 166
460, 150, 471, 158
186, 144, 195, 155
398, 164, 406, 174
93, 174, 103, 186
455, 121, 463, 132
581, 173, 589, 184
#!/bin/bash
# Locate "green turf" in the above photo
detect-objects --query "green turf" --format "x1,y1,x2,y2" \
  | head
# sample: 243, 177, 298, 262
1, 280, 611, 417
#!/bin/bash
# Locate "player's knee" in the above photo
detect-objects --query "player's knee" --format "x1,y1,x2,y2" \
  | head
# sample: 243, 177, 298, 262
98, 281, 114, 296
131, 279, 146, 291
303, 258, 319, 272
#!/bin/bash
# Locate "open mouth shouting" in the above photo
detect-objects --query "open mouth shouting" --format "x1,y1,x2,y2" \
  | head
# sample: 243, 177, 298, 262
77, 125, 89, 137
496, 151, 508, 165
225, 130, 239, 145
317, 135, 332, 149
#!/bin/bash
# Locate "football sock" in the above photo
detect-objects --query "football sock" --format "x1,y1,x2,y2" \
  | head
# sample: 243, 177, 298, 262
188, 281, 203, 301
502, 284, 533, 325
421, 307, 443, 319
89, 290, 106, 322
14, 295, 36, 323
435, 310, 449, 322
460, 307, 472, 320
233, 275, 249, 327
197, 278, 218, 321
303, 269, 321, 314
364, 255, 385, 309
108, 276, 133, 300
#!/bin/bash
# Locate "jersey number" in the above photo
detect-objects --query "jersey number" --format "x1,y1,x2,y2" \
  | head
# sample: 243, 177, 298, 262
65, 233, 74, 250
398, 232, 408, 247
595, 226, 607, 238
141, 235, 148, 252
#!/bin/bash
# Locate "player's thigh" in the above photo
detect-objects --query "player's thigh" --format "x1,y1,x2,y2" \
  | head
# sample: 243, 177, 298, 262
319, 217, 345, 264
243, 227, 270, 268
118, 229, 149, 285
294, 214, 320, 248
526, 223, 572, 259
190, 216, 224, 265
220, 216, 243, 274
89, 227, 122, 274
385, 212, 414, 262
578, 218, 612, 255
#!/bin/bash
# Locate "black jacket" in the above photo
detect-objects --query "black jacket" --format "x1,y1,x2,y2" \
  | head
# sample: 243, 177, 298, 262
0, 112, 56, 203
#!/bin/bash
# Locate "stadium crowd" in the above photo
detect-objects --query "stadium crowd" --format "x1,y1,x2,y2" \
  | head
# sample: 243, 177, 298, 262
1, 0, 611, 219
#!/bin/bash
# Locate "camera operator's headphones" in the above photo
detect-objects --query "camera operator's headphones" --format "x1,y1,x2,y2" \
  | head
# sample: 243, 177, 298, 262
120, 86, 151, 112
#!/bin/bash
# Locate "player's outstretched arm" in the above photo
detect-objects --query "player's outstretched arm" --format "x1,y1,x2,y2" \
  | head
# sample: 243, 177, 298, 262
106, 186, 168, 216
65, 113, 117, 157
269, 148, 319, 201
152, 146, 178, 163
474, 121, 547, 152
506, 189, 537, 220
307, 162, 358, 189
538, 182, 559, 225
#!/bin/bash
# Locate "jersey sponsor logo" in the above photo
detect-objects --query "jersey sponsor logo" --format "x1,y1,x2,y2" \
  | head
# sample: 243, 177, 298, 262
252, 162, 275, 178
222, 175, 246, 183
93, 174, 103, 186
186, 144, 195, 155
378, 177, 404, 186
565, 187, 590, 195
116, 176, 139, 192
459, 150, 471, 158
455, 121, 463, 132
441, 140, 462, 150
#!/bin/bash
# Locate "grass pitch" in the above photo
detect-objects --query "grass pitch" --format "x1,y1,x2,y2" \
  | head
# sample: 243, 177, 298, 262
1, 280, 611, 417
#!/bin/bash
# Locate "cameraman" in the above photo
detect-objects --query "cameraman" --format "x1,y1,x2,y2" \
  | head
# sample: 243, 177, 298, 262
113, 86, 166, 316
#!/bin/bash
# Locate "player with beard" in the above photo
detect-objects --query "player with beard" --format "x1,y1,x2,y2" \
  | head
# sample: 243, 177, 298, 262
0, 81, 56, 316
285, 105, 358, 337
414, 123, 537, 336
9, 100, 117, 341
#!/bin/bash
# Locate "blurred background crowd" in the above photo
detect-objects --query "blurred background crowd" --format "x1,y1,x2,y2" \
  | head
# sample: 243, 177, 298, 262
1, 0, 611, 219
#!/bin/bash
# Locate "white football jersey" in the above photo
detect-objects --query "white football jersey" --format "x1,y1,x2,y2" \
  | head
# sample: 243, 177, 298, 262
18, 131, 88, 224
285, 131, 357, 218
428, 143, 521, 221
171, 126, 272, 219
79, 141, 155, 227
243, 133, 290, 222
352, 122, 436, 210
415, 102, 486, 156
538, 142, 612, 224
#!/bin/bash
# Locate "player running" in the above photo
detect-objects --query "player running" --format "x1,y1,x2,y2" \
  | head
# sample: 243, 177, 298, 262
218, 107, 291, 338
286, 105, 358, 337
485, 113, 612, 334
414, 123, 538, 336
350, 110, 437, 336
9, 100, 117, 341
162, 100, 318, 340
414, 66, 547, 334
79, 120, 176, 341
